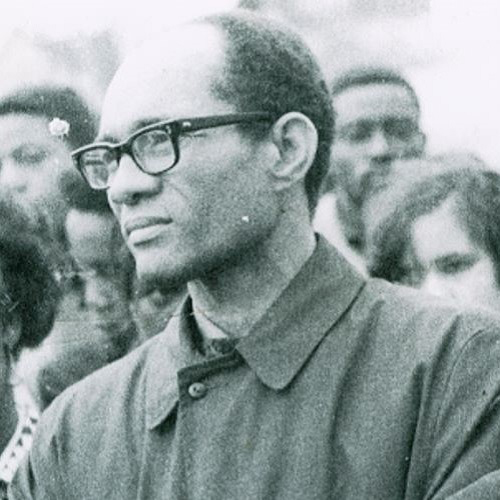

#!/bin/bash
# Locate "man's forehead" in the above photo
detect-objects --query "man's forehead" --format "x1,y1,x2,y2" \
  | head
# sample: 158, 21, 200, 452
412, 195, 472, 259
99, 23, 227, 138
0, 113, 53, 143
333, 83, 420, 126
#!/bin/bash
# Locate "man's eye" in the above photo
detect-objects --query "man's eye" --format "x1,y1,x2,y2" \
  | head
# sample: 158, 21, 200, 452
339, 123, 373, 143
436, 256, 477, 275
383, 118, 419, 141
12, 147, 49, 165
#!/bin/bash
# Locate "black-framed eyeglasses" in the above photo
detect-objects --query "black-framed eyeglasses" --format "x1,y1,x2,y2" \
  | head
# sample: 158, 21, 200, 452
71, 112, 273, 190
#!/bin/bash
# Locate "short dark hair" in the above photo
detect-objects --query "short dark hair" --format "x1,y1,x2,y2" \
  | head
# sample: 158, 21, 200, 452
0, 85, 97, 150
331, 66, 420, 113
0, 197, 61, 355
199, 11, 335, 213
369, 167, 500, 285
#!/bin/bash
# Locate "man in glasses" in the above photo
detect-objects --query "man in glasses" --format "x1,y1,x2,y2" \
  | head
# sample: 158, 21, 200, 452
11, 11, 500, 499
314, 67, 426, 272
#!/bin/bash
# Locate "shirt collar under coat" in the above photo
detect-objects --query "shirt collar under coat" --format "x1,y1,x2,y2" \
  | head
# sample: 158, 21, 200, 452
145, 236, 366, 429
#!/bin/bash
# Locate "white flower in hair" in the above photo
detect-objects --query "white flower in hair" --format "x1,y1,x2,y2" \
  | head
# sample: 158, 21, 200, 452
48, 117, 70, 137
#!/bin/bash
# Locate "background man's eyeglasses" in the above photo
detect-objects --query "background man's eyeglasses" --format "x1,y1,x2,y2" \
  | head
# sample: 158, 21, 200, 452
72, 112, 273, 190
337, 117, 420, 144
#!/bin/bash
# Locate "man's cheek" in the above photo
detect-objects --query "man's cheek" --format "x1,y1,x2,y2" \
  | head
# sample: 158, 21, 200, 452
337, 158, 372, 200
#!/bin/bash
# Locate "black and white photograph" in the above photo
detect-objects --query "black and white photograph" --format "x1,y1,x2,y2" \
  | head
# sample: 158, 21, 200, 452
1, 1, 500, 498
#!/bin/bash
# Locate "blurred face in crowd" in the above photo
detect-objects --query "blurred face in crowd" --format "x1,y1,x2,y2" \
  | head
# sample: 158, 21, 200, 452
65, 209, 130, 328
0, 114, 73, 216
400, 196, 500, 310
331, 83, 425, 206
101, 24, 280, 286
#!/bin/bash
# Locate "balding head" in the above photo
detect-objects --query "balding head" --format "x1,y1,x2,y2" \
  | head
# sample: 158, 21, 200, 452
101, 23, 227, 138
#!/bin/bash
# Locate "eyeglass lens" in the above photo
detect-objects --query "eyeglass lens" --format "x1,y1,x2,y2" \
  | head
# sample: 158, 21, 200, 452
79, 128, 175, 188
132, 129, 175, 174
339, 118, 418, 144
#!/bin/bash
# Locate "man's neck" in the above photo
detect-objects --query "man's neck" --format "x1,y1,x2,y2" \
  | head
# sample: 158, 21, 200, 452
189, 222, 316, 339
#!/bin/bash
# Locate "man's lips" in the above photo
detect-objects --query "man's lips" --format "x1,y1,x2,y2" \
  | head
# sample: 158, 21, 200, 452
123, 217, 172, 244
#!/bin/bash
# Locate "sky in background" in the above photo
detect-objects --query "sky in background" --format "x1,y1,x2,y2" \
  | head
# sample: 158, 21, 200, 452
0, 0, 237, 48
0, 0, 499, 164
2, 0, 498, 48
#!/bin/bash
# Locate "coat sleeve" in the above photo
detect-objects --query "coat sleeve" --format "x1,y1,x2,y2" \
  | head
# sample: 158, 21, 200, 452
7, 394, 70, 500
424, 325, 500, 499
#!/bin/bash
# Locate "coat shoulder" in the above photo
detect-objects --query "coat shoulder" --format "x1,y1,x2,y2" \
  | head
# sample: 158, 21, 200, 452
39, 331, 170, 439
351, 277, 500, 361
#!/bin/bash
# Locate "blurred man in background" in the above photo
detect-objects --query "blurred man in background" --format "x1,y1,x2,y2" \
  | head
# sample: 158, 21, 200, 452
314, 67, 426, 272
62, 175, 135, 345
31, 176, 137, 409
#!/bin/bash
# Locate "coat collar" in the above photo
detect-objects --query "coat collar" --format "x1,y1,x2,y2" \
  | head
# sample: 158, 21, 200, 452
144, 302, 205, 429
145, 236, 365, 428
236, 236, 365, 389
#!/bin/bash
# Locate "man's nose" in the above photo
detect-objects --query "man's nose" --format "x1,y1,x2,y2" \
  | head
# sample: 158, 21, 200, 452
419, 273, 452, 300
366, 129, 392, 160
0, 160, 28, 193
106, 154, 161, 206
84, 277, 121, 314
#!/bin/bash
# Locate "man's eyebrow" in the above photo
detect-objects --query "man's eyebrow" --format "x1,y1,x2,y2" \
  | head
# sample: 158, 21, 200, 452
435, 253, 478, 264
96, 117, 172, 144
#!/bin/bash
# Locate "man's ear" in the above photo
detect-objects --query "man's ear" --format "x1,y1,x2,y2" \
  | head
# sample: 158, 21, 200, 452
414, 130, 426, 156
268, 112, 318, 190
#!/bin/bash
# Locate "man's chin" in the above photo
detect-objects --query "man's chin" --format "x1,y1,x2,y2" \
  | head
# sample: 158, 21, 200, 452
135, 260, 188, 291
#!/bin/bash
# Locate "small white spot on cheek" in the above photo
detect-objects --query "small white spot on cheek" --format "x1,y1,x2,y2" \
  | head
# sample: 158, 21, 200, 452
241, 216, 249, 223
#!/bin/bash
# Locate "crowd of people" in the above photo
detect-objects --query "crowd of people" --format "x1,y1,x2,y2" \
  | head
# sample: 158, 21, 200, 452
0, 5, 500, 499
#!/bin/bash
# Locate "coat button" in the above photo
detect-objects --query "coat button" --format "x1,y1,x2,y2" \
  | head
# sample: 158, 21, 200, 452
188, 382, 207, 399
